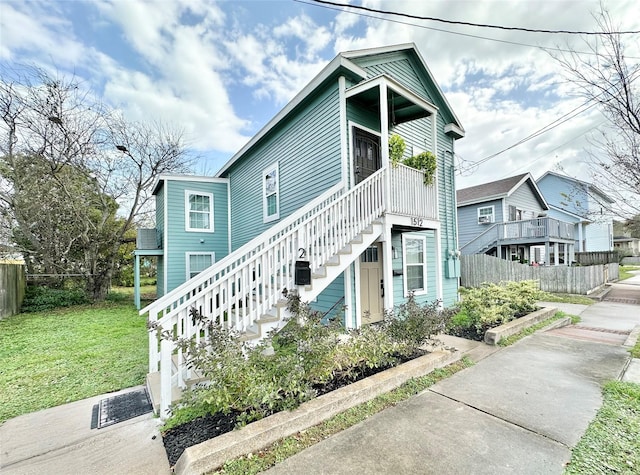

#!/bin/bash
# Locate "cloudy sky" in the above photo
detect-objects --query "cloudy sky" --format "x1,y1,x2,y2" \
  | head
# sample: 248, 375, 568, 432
1, 0, 638, 190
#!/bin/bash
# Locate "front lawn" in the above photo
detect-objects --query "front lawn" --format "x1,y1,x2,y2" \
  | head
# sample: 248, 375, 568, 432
565, 381, 640, 474
619, 265, 640, 281
0, 300, 148, 423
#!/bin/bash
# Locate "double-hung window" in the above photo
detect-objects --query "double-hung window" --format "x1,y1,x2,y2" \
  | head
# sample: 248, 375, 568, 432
263, 162, 279, 222
403, 235, 427, 295
185, 191, 214, 232
186, 252, 215, 279
478, 206, 494, 224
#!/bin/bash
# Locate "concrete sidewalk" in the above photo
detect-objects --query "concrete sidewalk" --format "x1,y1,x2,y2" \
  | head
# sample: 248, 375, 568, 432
0, 386, 171, 475
2, 289, 638, 475
266, 297, 639, 475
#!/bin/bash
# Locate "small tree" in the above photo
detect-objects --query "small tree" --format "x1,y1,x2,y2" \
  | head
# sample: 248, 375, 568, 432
0, 67, 193, 299
553, 7, 640, 218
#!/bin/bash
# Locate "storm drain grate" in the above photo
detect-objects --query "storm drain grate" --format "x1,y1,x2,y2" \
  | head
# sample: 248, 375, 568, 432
91, 388, 152, 429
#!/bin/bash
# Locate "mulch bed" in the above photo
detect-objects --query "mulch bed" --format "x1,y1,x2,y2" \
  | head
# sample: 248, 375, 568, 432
162, 350, 426, 466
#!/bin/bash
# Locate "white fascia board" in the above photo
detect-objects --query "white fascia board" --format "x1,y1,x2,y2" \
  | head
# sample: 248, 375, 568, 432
506, 173, 550, 210
457, 194, 507, 207
152, 174, 229, 194
538, 171, 614, 204
444, 123, 465, 139
344, 42, 464, 135
345, 75, 438, 116
216, 56, 367, 178
342, 43, 416, 59
548, 204, 592, 223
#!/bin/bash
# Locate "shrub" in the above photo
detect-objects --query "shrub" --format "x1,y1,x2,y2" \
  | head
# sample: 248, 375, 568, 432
454, 280, 541, 336
383, 294, 451, 352
161, 294, 450, 431
21, 285, 90, 312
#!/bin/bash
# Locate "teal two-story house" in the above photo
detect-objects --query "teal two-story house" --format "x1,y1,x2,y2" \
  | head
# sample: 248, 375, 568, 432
135, 43, 465, 416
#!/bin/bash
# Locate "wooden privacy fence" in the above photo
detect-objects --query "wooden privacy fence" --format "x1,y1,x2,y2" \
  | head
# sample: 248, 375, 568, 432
461, 254, 619, 295
574, 251, 618, 266
0, 263, 26, 319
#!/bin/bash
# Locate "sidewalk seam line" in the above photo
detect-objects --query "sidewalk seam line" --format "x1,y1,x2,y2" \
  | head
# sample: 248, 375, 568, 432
427, 389, 572, 450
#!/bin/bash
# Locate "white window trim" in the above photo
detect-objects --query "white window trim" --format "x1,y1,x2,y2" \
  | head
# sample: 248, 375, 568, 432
185, 190, 214, 233
402, 234, 427, 296
185, 252, 215, 280
263, 162, 280, 223
477, 205, 494, 224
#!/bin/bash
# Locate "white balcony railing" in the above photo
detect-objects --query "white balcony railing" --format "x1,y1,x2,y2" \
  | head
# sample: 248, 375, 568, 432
389, 163, 438, 220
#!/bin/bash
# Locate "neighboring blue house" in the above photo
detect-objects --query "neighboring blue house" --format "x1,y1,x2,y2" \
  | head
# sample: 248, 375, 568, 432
136, 43, 466, 415
456, 173, 576, 265
536, 171, 614, 252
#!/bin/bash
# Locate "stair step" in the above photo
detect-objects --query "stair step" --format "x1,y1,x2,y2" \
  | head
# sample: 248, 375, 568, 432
326, 256, 340, 266
256, 313, 279, 324
339, 244, 352, 255
238, 329, 260, 342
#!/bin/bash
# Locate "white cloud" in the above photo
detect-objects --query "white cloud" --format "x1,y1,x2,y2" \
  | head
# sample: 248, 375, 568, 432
0, 1, 85, 66
2, 0, 638, 190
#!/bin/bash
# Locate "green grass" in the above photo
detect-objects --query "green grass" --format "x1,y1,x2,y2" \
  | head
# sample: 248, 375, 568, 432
0, 301, 148, 423
538, 292, 594, 305
631, 338, 640, 359
565, 381, 640, 474
214, 358, 474, 475
497, 312, 571, 347
619, 265, 640, 281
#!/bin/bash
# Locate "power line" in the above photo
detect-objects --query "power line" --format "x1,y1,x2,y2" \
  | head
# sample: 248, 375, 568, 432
310, 0, 640, 35
466, 68, 640, 168
295, 0, 640, 59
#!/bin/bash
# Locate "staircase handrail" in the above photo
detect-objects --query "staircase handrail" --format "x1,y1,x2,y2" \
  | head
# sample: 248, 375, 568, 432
460, 223, 500, 255
144, 168, 386, 330
141, 180, 343, 318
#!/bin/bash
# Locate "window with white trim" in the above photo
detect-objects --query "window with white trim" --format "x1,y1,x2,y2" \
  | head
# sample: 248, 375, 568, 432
186, 252, 215, 279
477, 206, 494, 224
263, 162, 279, 222
185, 191, 214, 232
402, 235, 427, 295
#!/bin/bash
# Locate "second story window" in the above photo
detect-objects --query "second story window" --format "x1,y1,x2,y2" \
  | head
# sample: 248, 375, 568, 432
186, 191, 214, 232
263, 162, 280, 222
478, 206, 494, 224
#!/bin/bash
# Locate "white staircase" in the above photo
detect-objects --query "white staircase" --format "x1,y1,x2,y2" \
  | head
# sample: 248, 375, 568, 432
142, 169, 387, 417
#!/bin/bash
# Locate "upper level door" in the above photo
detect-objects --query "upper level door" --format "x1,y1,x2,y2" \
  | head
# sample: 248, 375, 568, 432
353, 128, 381, 184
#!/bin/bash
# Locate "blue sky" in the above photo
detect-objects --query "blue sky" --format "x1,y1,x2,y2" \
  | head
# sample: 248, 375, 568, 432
1, 0, 638, 190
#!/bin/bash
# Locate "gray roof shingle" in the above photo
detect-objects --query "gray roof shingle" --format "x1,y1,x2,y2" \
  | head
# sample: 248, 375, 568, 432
456, 173, 529, 205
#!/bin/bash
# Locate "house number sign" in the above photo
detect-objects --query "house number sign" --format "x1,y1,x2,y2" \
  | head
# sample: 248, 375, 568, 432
411, 217, 424, 227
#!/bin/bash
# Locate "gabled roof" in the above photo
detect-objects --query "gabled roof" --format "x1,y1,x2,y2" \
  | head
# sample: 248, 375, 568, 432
456, 173, 549, 209
342, 43, 464, 133
537, 171, 614, 204
215, 43, 464, 177
547, 204, 591, 224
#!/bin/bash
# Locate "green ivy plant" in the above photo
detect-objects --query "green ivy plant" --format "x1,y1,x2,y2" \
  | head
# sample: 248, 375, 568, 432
388, 134, 406, 166
388, 134, 437, 185
403, 151, 437, 185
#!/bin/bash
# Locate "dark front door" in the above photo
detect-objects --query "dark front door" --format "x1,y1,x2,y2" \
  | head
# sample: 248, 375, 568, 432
353, 128, 381, 184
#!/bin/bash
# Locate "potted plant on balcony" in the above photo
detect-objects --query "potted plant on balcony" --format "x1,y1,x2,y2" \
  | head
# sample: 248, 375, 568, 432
388, 134, 437, 185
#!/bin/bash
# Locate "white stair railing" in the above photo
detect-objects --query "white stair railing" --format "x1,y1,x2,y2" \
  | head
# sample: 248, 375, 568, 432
144, 168, 387, 416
